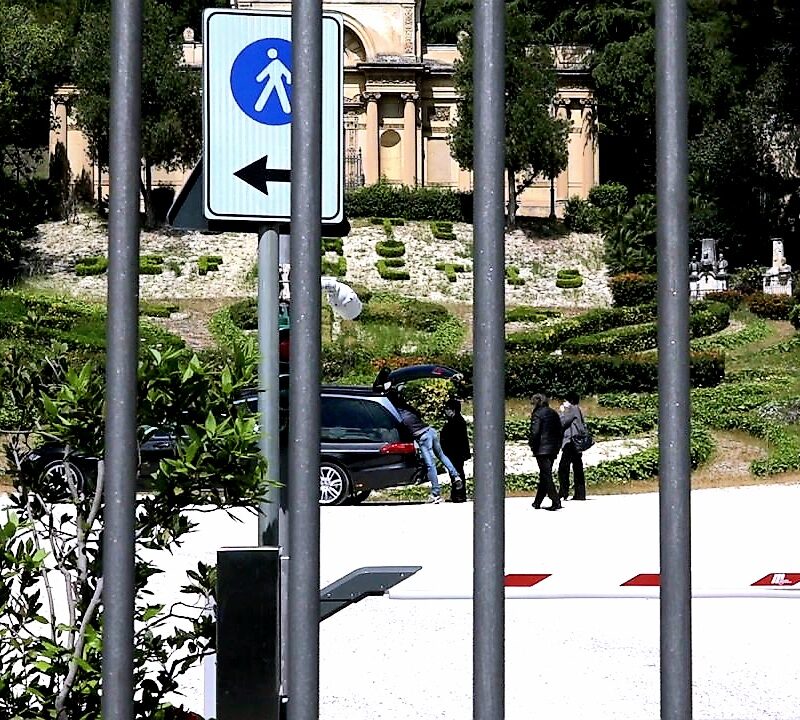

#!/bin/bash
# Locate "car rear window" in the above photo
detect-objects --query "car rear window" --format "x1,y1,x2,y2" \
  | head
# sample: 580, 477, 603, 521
321, 397, 399, 443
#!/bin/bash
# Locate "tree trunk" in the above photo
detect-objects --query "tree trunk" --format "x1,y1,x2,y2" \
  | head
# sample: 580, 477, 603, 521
506, 167, 518, 228
549, 176, 557, 220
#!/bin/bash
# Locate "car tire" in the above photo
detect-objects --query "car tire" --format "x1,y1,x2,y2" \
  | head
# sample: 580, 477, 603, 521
39, 458, 87, 498
319, 462, 349, 506
348, 489, 371, 505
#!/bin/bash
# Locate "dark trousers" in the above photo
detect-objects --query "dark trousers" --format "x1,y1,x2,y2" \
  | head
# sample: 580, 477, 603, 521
558, 442, 586, 499
449, 459, 467, 502
533, 454, 560, 507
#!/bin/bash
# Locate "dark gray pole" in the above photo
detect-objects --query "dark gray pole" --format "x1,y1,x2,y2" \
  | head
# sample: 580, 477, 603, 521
102, 0, 142, 717
655, 1, 693, 718
258, 225, 282, 547
472, 1, 506, 718
287, 0, 322, 718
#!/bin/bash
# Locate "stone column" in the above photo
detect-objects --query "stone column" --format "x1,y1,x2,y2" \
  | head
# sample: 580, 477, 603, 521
555, 100, 570, 206
363, 92, 381, 185
401, 92, 419, 186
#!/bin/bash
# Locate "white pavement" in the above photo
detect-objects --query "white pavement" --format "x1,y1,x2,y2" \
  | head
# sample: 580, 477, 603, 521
163, 483, 800, 719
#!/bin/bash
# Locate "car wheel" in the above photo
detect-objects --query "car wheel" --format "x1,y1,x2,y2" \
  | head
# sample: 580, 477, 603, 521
40, 458, 87, 498
319, 462, 349, 506
349, 489, 371, 504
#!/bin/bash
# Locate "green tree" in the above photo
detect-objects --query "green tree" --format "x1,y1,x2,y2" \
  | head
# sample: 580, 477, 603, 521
72, 0, 201, 225
0, 3, 68, 170
449, 4, 569, 227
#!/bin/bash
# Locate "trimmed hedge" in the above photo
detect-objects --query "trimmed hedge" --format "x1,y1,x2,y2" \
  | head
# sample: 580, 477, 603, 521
140, 255, 165, 275
75, 256, 108, 276
140, 302, 179, 318
321, 256, 347, 277
506, 304, 658, 353
376, 259, 410, 280
556, 268, 581, 279
506, 266, 525, 286
435, 261, 466, 282
556, 275, 583, 289
345, 183, 472, 221
376, 239, 406, 258
505, 306, 561, 323
609, 273, 658, 307
198, 255, 222, 275
704, 290, 744, 310
430, 220, 456, 241
359, 294, 450, 331
322, 237, 344, 255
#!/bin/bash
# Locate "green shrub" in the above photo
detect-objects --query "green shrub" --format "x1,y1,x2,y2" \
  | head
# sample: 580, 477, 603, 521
369, 217, 384, 225
602, 193, 657, 274
588, 182, 628, 210
322, 237, 344, 255
75, 256, 108, 276
506, 304, 657, 353
746, 292, 796, 320
140, 302, 179, 318
382, 217, 394, 237
227, 297, 258, 330
321, 256, 347, 277
729, 265, 765, 295
556, 276, 583, 289
691, 317, 771, 351
505, 306, 560, 323
376, 259, 410, 280
359, 293, 450, 331
430, 220, 456, 241
389, 217, 405, 226
506, 266, 525, 286
790, 303, 800, 330
198, 255, 223, 275
609, 273, 658, 307
375, 239, 406, 258
435, 261, 467, 282
556, 269, 581, 279
346, 182, 472, 221
563, 196, 597, 232
382, 257, 405, 268
140, 255, 165, 275
704, 290, 745, 309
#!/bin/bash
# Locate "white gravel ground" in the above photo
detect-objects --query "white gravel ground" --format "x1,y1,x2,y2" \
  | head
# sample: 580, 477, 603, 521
159, 482, 800, 719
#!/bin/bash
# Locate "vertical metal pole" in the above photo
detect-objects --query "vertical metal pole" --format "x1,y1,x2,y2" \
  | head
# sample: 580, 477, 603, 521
472, 1, 506, 718
102, 0, 142, 717
655, 1, 692, 718
288, 0, 322, 718
258, 225, 281, 547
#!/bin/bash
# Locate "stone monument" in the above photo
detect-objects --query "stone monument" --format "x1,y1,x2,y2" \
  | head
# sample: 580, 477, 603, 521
689, 237, 729, 299
762, 239, 793, 295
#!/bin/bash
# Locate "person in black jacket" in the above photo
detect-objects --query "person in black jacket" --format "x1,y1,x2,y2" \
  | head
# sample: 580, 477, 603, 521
528, 393, 563, 511
558, 390, 587, 501
440, 398, 470, 502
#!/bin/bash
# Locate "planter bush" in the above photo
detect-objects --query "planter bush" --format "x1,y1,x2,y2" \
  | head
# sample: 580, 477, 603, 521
506, 266, 525, 286
198, 255, 222, 275
140, 255, 165, 275
556, 275, 583, 289
375, 239, 406, 258
704, 290, 744, 310
322, 237, 344, 255
746, 292, 796, 320
430, 220, 456, 241
435, 262, 466, 282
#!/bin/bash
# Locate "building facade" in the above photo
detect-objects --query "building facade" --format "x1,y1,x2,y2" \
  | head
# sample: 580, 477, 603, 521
50, 0, 598, 217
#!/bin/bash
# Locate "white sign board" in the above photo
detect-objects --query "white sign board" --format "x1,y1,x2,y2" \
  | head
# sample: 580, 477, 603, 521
203, 9, 343, 223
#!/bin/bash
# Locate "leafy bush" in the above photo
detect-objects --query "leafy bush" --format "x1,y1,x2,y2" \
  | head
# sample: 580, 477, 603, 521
140, 302, 179, 318
376, 259, 410, 280
563, 195, 597, 232
359, 293, 450, 331
227, 297, 258, 330
75, 255, 109, 276
746, 292, 796, 320
704, 290, 745, 309
609, 273, 658, 307
602, 193, 657, 274
691, 317, 771, 351
345, 182, 472, 221
729, 265, 765, 295
588, 182, 629, 210
790, 303, 800, 330
556, 269, 580, 279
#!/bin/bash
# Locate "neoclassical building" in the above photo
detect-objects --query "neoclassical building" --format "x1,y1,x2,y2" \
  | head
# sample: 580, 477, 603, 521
51, 0, 598, 217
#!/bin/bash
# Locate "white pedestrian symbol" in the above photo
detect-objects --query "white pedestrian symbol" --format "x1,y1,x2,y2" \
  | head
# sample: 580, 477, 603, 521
254, 47, 291, 114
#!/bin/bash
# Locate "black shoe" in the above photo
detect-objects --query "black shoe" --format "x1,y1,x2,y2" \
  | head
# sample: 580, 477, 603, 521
532, 502, 541, 509
545, 502, 562, 511
571, 496, 586, 501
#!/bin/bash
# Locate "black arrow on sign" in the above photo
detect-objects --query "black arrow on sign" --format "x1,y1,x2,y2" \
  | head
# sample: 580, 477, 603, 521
234, 154, 291, 196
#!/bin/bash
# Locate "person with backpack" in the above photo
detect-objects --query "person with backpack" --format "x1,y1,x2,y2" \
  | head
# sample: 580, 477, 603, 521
528, 392, 563, 511
558, 391, 589, 501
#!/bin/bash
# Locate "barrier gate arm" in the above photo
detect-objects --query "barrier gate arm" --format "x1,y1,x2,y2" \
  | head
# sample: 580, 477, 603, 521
319, 565, 422, 621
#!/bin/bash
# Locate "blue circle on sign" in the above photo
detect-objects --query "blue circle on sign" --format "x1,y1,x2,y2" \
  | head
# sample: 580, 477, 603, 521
230, 38, 292, 125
